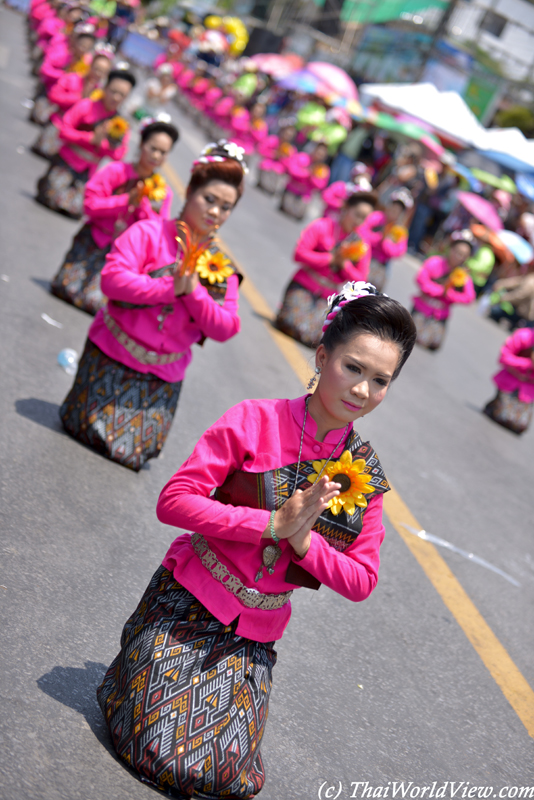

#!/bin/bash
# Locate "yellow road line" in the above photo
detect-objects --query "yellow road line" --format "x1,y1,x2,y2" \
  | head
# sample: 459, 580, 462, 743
163, 161, 534, 738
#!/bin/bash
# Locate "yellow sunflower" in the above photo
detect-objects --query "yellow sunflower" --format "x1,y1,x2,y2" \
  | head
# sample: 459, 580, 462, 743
196, 251, 234, 284
449, 267, 469, 288
89, 88, 104, 102
307, 450, 374, 515
143, 173, 167, 203
107, 116, 129, 140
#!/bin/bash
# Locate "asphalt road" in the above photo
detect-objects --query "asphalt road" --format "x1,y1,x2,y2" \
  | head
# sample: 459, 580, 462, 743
0, 7, 533, 800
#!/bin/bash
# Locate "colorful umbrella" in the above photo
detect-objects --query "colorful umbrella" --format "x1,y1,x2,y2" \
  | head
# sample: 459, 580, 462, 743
277, 69, 323, 95
495, 230, 533, 264
307, 62, 358, 101
457, 191, 503, 230
295, 101, 326, 129
515, 173, 534, 201
449, 163, 483, 192
470, 168, 517, 194
250, 53, 303, 79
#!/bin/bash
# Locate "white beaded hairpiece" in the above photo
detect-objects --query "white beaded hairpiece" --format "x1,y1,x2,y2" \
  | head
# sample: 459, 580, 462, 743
390, 187, 414, 209
451, 228, 475, 246
138, 112, 173, 132
346, 176, 373, 194
322, 281, 382, 333
193, 139, 249, 174
93, 42, 115, 58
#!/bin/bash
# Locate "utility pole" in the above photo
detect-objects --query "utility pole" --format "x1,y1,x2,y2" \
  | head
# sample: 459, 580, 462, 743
414, 0, 462, 82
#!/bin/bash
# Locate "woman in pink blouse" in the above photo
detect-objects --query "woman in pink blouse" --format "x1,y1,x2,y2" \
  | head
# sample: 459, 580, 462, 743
279, 141, 330, 220
35, 68, 136, 218
96, 282, 417, 797
60, 141, 247, 470
483, 326, 534, 434
364, 188, 413, 292
50, 118, 178, 314
411, 229, 476, 351
256, 121, 296, 194
31, 51, 112, 159
276, 190, 377, 347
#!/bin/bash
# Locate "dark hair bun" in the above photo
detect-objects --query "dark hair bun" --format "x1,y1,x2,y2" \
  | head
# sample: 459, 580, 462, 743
321, 293, 416, 380
140, 121, 179, 145
106, 69, 136, 88
187, 149, 245, 201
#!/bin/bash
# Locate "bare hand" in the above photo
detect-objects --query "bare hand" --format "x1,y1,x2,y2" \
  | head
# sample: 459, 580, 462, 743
261, 477, 340, 557
173, 269, 199, 297
330, 247, 346, 272
91, 121, 108, 146
127, 181, 145, 209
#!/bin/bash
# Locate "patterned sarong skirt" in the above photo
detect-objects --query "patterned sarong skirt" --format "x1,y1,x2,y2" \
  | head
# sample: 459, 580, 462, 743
36, 155, 88, 218
97, 565, 276, 799
411, 308, 447, 351
275, 280, 327, 348
60, 340, 182, 471
368, 258, 388, 293
32, 121, 61, 160
483, 390, 533, 434
51, 223, 109, 315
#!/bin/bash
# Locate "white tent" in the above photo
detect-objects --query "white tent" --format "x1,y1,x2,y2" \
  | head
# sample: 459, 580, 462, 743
359, 82, 485, 148
473, 126, 534, 172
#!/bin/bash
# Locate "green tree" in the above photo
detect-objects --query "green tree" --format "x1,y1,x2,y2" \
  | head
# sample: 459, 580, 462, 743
495, 105, 534, 136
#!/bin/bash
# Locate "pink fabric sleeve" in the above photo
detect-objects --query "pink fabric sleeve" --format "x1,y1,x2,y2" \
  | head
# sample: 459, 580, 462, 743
40, 52, 67, 85
296, 494, 384, 601
157, 402, 270, 543
99, 130, 130, 162
257, 135, 277, 159
100, 222, 176, 306
321, 181, 347, 210
59, 101, 95, 147
181, 274, 240, 342
380, 235, 408, 260
309, 167, 330, 192
416, 256, 447, 298
293, 219, 332, 270
48, 73, 80, 110
83, 164, 130, 219
500, 329, 534, 372
444, 276, 476, 305
361, 211, 384, 247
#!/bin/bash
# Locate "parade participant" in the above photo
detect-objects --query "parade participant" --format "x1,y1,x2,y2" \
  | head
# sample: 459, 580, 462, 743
36, 69, 135, 218
411, 229, 476, 351
256, 120, 296, 193
483, 326, 534, 434
96, 281, 416, 798
276, 191, 376, 347
279, 141, 330, 220
50, 118, 178, 314
128, 62, 178, 120
321, 162, 374, 220
59, 140, 247, 470
32, 51, 113, 158
39, 26, 96, 91
365, 188, 413, 292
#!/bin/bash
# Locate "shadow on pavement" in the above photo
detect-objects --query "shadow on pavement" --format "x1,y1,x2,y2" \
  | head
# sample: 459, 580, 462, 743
30, 276, 51, 292
37, 661, 114, 752
15, 397, 65, 432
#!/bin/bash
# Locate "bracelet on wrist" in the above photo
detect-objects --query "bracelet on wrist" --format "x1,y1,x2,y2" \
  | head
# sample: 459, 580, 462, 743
269, 510, 280, 545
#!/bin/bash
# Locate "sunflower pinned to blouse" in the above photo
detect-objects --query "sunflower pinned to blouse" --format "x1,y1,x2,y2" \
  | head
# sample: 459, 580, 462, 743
307, 450, 374, 515
143, 173, 167, 203
196, 250, 234, 284
89, 88, 104, 102
448, 267, 470, 288
107, 116, 129, 146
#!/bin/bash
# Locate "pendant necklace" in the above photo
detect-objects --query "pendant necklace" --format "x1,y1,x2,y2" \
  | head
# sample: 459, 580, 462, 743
255, 396, 351, 582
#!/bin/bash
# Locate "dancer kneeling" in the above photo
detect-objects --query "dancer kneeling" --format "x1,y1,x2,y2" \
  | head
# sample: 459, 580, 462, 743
59, 141, 247, 470
483, 326, 534, 434
96, 281, 417, 798
276, 189, 376, 347
50, 117, 179, 314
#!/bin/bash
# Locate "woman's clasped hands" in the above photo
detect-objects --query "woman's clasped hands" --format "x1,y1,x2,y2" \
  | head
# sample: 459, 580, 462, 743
262, 476, 340, 558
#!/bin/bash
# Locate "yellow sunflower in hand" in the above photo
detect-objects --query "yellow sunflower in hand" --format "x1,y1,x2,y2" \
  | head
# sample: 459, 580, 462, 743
307, 450, 374, 515
143, 174, 167, 203
196, 251, 234, 284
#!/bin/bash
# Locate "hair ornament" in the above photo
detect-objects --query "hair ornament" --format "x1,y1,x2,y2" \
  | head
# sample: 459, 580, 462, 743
113, 60, 131, 71
156, 62, 174, 75
322, 281, 381, 332
138, 112, 173, 132
93, 42, 115, 58
192, 139, 248, 173
390, 187, 414, 209
74, 21, 95, 34
346, 176, 373, 194
451, 228, 475, 247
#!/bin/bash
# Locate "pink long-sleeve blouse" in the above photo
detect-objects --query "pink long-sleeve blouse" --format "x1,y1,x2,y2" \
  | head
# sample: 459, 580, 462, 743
292, 216, 371, 299
413, 255, 476, 321
48, 71, 85, 111
88, 218, 240, 382
158, 395, 386, 643
493, 327, 534, 402
363, 210, 408, 265
58, 97, 130, 175
83, 161, 173, 249
39, 41, 71, 89
285, 152, 330, 200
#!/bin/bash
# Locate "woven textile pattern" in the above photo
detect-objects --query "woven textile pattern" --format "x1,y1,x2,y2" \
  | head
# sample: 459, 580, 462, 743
97, 566, 276, 799
411, 309, 447, 350
483, 390, 533, 434
60, 340, 182, 470
36, 155, 88, 218
275, 280, 327, 348
51, 223, 110, 315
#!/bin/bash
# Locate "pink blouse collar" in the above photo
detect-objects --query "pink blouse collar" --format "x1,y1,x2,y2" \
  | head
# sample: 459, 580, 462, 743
288, 395, 353, 445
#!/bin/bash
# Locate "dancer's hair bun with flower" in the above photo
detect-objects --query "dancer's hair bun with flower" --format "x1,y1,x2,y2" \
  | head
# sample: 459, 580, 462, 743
193, 139, 248, 174
323, 281, 381, 333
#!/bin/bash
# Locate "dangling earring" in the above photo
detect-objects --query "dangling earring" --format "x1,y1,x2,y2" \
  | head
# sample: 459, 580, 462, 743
307, 366, 321, 391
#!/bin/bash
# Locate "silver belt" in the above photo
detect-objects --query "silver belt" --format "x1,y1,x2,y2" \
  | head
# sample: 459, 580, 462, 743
103, 309, 185, 366
191, 533, 293, 611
